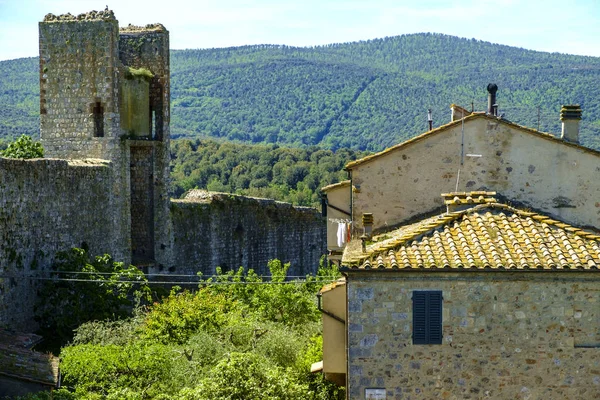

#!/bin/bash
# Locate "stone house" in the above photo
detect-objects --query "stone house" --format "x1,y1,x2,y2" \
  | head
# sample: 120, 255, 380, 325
319, 94, 600, 398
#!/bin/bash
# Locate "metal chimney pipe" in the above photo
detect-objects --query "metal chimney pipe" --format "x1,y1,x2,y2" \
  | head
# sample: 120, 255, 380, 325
428, 109, 433, 130
487, 83, 498, 115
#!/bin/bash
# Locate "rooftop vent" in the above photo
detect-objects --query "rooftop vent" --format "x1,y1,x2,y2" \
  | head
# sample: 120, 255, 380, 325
487, 83, 498, 116
560, 105, 582, 143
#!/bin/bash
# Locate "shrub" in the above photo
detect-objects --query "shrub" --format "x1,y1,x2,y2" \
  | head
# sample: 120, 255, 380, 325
178, 352, 307, 400
34, 248, 149, 348
140, 289, 231, 344
1, 134, 44, 158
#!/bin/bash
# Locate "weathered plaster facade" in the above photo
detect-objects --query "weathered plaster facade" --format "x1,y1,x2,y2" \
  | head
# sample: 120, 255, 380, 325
322, 180, 352, 262
345, 271, 600, 399
347, 115, 600, 235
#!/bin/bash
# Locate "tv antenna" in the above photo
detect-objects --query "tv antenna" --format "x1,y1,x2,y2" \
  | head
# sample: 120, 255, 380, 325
454, 110, 482, 192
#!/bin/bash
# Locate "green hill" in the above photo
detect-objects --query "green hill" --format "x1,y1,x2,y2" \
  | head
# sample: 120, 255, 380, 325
2, 33, 600, 150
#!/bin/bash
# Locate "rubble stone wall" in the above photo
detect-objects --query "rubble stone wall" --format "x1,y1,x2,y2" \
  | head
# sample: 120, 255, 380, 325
0, 157, 124, 330
170, 191, 326, 277
346, 271, 600, 399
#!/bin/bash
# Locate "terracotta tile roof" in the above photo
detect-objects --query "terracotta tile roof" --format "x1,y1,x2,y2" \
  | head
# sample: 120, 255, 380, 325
343, 203, 600, 271
345, 113, 600, 170
321, 180, 350, 192
319, 278, 346, 293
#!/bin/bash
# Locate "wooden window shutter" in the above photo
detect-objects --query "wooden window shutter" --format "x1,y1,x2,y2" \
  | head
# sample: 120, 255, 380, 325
412, 291, 442, 344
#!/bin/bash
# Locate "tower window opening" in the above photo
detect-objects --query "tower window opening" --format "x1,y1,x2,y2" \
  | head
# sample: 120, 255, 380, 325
93, 101, 104, 137
149, 104, 155, 139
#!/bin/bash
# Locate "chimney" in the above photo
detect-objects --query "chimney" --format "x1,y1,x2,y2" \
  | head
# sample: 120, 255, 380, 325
560, 105, 582, 143
362, 213, 373, 239
360, 213, 373, 253
450, 104, 472, 121
428, 109, 433, 130
487, 83, 498, 116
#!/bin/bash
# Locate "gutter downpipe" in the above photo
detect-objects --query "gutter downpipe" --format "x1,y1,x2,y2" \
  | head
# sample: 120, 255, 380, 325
344, 271, 350, 400
316, 293, 345, 324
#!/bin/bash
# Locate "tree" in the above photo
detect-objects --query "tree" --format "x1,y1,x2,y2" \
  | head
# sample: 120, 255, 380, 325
0, 134, 44, 159
34, 248, 149, 349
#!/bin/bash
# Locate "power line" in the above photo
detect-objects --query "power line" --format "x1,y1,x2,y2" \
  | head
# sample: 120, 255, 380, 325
0, 273, 338, 286
20, 269, 318, 279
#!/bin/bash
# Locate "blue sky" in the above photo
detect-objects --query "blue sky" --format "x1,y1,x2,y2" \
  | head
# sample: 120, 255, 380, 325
1, 0, 600, 61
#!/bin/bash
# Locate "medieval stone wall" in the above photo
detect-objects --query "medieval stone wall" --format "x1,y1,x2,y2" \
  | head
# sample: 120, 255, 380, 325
0, 157, 125, 330
39, 13, 121, 147
346, 271, 600, 399
118, 26, 172, 268
170, 191, 326, 277
0, 10, 327, 332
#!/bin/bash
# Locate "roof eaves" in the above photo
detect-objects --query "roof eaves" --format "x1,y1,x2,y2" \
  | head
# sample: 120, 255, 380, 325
496, 117, 600, 157
321, 180, 351, 193
345, 114, 479, 170
342, 202, 600, 269
345, 113, 600, 170
319, 278, 346, 293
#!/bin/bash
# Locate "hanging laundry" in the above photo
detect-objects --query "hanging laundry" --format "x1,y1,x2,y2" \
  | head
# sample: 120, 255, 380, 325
337, 222, 347, 247
346, 222, 351, 243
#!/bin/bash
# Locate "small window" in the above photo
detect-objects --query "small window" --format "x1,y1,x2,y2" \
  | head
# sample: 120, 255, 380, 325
412, 290, 442, 344
93, 101, 104, 137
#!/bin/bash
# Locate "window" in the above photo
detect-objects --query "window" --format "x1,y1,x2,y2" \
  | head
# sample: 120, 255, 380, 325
412, 290, 442, 344
93, 101, 104, 137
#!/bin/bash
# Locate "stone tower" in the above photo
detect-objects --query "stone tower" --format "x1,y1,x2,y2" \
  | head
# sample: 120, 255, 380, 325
38, 9, 172, 267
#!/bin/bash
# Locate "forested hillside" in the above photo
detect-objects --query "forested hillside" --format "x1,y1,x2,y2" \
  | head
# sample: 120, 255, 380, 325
170, 139, 367, 206
2, 33, 600, 150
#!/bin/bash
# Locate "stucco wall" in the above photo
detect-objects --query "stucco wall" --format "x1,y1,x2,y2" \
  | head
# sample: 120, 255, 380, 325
0, 157, 127, 330
346, 271, 600, 399
170, 191, 326, 277
350, 117, 600, 234
324, 181, 352, 254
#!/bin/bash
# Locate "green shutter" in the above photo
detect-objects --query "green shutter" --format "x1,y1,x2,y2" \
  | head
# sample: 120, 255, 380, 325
413, 291, 442, 344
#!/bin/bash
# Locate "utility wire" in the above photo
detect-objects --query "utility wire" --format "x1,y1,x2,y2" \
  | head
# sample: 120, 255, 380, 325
19, 270, 318, 279
0, 273, 338, 285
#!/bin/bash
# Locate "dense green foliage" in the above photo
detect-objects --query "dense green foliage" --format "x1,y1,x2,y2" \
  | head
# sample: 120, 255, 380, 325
0, 134, 44, 158
0, 57, 39, 139
34, 248, 149, 349
2, 34, 600, 150
46, 259, 344, 399
170, 138, 367, 206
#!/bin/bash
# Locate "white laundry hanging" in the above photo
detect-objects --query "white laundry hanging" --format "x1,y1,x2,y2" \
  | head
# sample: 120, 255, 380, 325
337, 222, 346, 248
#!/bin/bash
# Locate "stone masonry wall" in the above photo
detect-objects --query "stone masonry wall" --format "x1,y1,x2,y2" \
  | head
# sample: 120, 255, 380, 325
350, 117, 600, 234
346, 271, 600, 399
130, 145, 155, 263
119, 27, 172, 267
39, 14, 121, 145
170, 191, 326, 277
0, 157, 126, 330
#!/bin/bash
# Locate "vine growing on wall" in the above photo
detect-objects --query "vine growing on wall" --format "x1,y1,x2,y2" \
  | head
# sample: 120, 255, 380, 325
34, 247, 149, 350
